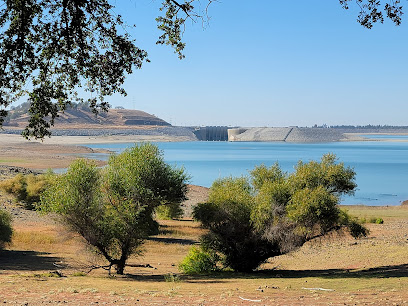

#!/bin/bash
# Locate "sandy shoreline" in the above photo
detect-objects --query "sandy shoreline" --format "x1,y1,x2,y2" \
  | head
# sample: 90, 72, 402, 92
0, 133, 193, 145
0, 134, 195, 169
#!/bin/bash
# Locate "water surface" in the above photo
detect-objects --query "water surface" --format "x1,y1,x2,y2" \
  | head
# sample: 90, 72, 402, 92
84, 141, 408, 206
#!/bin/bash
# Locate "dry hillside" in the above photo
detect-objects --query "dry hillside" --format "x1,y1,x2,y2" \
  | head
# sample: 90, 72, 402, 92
5, 106, 170, 129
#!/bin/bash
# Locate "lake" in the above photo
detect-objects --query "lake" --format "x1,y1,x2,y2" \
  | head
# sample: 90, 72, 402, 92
83, 141, 408, 206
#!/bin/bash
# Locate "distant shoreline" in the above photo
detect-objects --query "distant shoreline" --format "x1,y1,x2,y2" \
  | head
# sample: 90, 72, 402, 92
1, 127, 408, 170
3, 126, 408, 144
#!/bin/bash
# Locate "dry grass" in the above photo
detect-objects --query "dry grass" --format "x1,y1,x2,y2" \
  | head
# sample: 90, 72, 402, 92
343, 204, 408, 221
12, 228, 57, 249
1, 207, 408, 304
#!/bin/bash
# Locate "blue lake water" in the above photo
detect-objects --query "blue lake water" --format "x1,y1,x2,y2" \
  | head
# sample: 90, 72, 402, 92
83, 141, 408, 206
361, 134, 408, 140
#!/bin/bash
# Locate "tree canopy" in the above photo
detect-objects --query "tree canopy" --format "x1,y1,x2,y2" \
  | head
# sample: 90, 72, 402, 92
192, 154, 368, 272
0, 0, 404, 138
0, 0, 209, 138
40, 143, 189, 274
340, 0, 404, 29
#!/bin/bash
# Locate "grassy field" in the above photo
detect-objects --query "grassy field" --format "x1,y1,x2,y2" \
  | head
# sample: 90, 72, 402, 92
1, 203, 408, 305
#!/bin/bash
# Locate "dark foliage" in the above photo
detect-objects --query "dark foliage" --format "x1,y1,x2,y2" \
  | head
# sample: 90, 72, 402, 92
0, 209, 12, 248
0, 0, 208, 138
340, 0, 404, 29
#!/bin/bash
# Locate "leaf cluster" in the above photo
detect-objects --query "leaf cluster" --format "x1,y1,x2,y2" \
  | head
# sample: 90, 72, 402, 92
0, 0, 213, 138
0, 0, 152, 138
340, 0, 403, 29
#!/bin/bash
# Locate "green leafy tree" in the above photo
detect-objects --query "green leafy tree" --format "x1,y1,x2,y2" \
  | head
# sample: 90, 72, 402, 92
0, 0, 209, 138
340, 0, 403, 29
192, 154, 368, 272
0, 209, 12, 249
1, 1, 403, 138
40, 143, 189, 274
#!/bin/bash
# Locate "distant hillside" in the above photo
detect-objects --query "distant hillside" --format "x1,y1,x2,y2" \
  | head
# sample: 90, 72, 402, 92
4, 103, 170, 128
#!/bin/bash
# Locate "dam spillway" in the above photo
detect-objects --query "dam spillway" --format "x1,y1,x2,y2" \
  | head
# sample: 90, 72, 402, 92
193, 126, 229, 141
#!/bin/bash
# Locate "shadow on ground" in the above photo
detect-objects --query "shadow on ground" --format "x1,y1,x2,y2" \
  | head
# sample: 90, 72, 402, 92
192, 264, 408, 281
255, 264, 408, 279
0, 250, 63, 271
147, 237, 198, 245
120, 263, 408, 283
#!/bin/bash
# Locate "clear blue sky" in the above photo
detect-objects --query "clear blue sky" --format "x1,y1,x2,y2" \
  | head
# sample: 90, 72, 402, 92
107, 0, 408, 127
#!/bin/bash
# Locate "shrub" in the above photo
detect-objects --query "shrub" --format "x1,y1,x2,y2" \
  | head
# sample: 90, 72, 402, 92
155, 202, 184, 220
365, 217, 384, 224
375, 217, 384, 224
40, 143, 189, 275
0, 209, 12, 248
193, 154, 368, 272
164, 273, 180, 282
179, 246, 219, 275
0, 174, 27, 202
0, 172, 52, 209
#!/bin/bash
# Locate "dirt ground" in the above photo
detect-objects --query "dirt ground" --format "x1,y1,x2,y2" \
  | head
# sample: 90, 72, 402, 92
0, 133, 192, 170
1, 200, 408, 305
0, 135, 408, 305
0, 134, 110, 169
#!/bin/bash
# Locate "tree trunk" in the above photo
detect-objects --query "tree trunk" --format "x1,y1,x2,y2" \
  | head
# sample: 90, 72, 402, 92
115, 259, 126, 275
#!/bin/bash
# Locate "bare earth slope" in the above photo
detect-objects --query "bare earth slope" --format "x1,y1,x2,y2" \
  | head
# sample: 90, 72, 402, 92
3, 107, 198, 140
5, 108, 171, 128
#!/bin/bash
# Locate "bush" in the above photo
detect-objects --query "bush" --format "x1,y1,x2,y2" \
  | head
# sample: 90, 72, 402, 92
40, 143, 189, 275
0, 174, 27, 202
363, 217, 384, 224
0, 172, 52, 209
0, 209, 12, 248
155, 202, 184, 220
376, 218, 384, 224
374, 217, 384, 224
193, 154, 368, 272
179, 246, 219, 275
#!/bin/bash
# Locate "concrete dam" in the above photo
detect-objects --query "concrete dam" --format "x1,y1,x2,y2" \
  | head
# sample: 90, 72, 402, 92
192, 126, 230, 141
228, 127, 349, 142
191, 126, 363, 142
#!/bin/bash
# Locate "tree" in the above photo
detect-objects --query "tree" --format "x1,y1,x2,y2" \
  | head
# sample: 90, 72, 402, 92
340, 0, 404, 29
1, 1, 403, 138
40, 143, 189, 274
0, 0, 210, 138
192, 154, 368, 272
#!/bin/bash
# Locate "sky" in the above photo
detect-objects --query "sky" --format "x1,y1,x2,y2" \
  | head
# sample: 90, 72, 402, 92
106, 0, 408, 127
